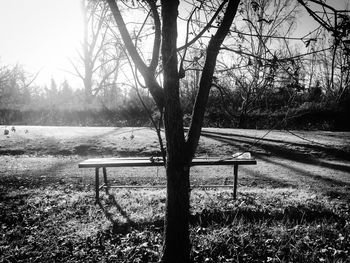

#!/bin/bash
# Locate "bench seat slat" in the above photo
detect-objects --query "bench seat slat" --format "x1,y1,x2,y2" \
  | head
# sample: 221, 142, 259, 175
100, 184, 237, 189
78, 157, 257, 168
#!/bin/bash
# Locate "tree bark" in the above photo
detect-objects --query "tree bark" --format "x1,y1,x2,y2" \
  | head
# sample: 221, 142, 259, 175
160, 1, 191, 262
162, 164, 190, 263
83, 74, 93, 105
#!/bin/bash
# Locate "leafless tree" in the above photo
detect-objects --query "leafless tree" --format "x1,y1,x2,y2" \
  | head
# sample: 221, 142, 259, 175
214, 0, 303, 126
70, 0, 123, 106
0, 63, 39, 108
105, 1, 240, 262
297, 0, 350, 98
304, 18, 350, 102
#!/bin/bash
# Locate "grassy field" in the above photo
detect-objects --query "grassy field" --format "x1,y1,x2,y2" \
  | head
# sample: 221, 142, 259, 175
0, 126, 349, 262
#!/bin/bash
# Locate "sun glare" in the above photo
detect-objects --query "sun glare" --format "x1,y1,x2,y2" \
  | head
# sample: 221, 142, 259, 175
0, 0, 83, 86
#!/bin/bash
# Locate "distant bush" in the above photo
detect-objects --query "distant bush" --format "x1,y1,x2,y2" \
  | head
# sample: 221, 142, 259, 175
0, 108, 150, 127
199, 99, 349, 131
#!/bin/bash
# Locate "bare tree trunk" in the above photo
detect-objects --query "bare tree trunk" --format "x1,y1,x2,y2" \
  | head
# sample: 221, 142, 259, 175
239, 111, 247, 128
162, 162, 190, 263
160, 1, 191, 262
84, 67, 93, 105
82, 0, 92, 106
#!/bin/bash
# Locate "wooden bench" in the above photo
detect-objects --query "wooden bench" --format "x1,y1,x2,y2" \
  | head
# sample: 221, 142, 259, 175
78, 157, 257, 203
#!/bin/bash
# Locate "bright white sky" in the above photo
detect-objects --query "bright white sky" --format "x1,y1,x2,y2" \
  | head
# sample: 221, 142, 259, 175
0, 0, 83, 88
0, 0, 348, 89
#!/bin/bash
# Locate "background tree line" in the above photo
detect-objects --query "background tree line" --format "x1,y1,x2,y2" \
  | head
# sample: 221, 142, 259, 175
0, 62, 153, 126
1, 0, 349, 130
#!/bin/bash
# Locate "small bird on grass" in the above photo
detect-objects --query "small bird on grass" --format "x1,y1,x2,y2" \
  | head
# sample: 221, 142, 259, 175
11, 126, 16, 132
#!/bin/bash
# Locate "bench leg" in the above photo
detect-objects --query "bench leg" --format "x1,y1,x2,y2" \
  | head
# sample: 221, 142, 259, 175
102, 167, 109, 194
95, 167, 100, 204
233, 164, 238, 200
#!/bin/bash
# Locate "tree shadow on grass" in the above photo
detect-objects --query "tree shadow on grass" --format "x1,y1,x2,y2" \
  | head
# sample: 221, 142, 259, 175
190, 204, 345, 228
201, 132, 350, 170
0, 159, 75, 192
0, 192, 31, 205
201, 130, 350, 162
259, 155, 350, 188
201, 131, 350, 198
95, 190, 347, 245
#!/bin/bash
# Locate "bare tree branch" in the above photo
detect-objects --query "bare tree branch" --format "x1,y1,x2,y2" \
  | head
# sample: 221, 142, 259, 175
177, 0, 228, 52
107, 0, 165, 109
107, 0, 149, 75
147, 0, 161, 73
186, 0, 240, 160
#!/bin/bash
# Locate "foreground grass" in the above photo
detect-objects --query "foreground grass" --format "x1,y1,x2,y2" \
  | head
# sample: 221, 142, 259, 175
1, 184, 349, 263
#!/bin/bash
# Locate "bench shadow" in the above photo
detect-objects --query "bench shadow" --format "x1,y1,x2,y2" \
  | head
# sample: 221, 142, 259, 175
97, 192, 135, 225
239, 166, 293, 188
97, 191, 164, 235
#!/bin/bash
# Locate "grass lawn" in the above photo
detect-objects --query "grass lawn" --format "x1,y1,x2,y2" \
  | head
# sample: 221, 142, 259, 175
0, 126, 349, 262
